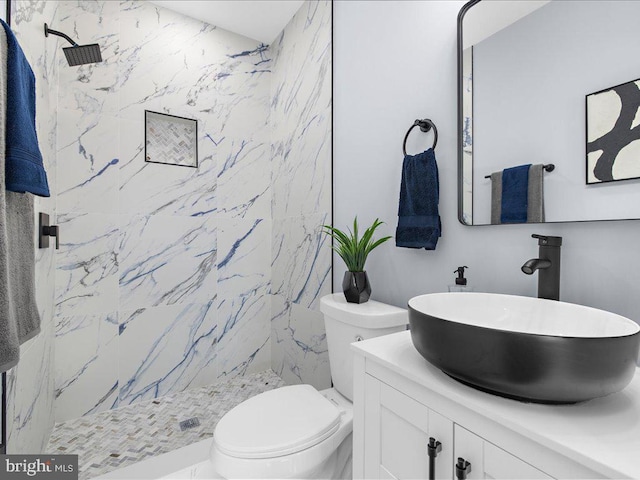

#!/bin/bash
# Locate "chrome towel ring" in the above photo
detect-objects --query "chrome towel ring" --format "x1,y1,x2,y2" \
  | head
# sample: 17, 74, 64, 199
403, 118, 438, 156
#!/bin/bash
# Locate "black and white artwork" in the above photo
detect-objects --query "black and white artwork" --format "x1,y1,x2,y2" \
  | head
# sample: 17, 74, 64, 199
145, 110, 198, 168
586, 78, 640, 184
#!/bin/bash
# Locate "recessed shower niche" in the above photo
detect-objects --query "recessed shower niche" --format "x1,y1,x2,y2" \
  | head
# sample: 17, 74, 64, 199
145, 110, 198, 168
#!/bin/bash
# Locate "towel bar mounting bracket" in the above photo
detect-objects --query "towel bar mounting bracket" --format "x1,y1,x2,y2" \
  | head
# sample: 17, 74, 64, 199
403, 118, 438, 156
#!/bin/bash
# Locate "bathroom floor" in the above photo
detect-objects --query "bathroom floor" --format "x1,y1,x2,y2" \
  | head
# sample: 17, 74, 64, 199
46, 370, 286, 480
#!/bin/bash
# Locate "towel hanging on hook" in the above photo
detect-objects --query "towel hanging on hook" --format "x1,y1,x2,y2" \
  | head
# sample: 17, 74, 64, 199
403, 118, 438, 156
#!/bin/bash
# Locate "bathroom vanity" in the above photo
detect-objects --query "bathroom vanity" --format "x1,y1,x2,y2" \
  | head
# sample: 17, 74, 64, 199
352, 331, 640, 479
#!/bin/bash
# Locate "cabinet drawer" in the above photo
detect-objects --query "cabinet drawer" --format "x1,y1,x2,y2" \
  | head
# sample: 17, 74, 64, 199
455, 425, 553, 480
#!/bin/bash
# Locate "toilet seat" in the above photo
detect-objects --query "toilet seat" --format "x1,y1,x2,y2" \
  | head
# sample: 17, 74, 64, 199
214, 384, 342, 459
211, 387, 353, 479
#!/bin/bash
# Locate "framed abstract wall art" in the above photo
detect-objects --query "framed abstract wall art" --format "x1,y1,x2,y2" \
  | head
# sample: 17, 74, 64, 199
586, 78, 640, 184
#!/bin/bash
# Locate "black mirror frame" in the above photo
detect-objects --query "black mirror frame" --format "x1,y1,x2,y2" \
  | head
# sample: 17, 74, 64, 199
457, 0, 481, 226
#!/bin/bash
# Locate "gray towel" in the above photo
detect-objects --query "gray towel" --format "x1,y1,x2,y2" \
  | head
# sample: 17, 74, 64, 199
527, 164, 545, 223
490, 171, 502, 225
0, 25, 41, 373
490, 165, 546, 224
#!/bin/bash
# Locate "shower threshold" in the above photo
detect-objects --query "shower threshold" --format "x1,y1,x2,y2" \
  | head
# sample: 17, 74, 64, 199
92, 439, 216, 480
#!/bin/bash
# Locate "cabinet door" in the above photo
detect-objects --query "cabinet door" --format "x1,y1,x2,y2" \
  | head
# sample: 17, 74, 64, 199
454, 425, 554, 480
364, 375, 454, 479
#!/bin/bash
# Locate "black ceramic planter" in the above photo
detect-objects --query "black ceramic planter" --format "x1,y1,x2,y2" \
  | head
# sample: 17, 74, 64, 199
342, 271, 371, 304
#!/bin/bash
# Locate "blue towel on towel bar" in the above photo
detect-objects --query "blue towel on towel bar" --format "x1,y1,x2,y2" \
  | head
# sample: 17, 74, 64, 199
0, 20, 50, 197
500, 164, 531, 224
396, 148, 441, 250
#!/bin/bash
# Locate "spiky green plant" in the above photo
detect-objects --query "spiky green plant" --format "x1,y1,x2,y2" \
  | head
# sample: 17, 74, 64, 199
322, 217, 392, 272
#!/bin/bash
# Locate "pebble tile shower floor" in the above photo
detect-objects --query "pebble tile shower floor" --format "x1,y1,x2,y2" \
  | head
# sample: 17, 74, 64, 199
46, 370, 286, 480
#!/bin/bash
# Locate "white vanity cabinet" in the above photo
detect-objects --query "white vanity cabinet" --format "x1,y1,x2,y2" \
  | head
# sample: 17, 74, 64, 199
353, 332, 634, 480
360, 372, 552, 480
362, 374, 453, 479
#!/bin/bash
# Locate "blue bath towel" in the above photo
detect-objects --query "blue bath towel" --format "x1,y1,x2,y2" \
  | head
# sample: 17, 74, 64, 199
1, 20, 50, 197
396, 148, 441, 250
500, 164, 530, 224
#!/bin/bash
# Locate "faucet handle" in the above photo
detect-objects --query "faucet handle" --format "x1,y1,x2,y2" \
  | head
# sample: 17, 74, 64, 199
531, 234, 562, 247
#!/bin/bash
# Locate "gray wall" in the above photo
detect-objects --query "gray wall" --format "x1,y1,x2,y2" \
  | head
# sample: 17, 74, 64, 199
334, 1, 640, 326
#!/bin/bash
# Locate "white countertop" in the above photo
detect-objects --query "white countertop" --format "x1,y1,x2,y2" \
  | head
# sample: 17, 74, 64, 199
352, 330, 640, 479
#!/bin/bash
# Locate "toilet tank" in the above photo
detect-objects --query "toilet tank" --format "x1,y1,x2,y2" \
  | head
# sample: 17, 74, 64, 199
320, 293, 408, 401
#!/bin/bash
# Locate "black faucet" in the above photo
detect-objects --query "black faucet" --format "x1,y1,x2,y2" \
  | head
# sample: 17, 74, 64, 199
521, 234, 562, 301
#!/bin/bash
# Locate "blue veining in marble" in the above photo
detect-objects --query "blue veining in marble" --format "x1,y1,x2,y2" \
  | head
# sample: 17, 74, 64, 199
86, 382, 119, 415
119, 301, 218, 405
60, 158, 119, 194
218, 219, 263, 269
228, 43, 270, 66
205, 133, 225, 146
118, 214, 217, 309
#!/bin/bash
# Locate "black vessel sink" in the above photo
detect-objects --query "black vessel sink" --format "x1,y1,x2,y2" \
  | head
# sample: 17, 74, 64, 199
408, 293, 640, 404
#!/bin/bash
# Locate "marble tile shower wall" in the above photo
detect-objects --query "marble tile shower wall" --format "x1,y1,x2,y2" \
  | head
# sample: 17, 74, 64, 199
6, 0, 59, 453
270, 1, 333, 389
53, 0, 274, 422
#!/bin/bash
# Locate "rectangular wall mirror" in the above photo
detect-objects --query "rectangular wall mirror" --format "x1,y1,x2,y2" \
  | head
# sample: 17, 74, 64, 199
457, 0, 640, 225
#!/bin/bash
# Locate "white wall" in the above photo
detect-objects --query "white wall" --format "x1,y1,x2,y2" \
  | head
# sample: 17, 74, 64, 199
462, 0, 549, 48
473, 0, 640, 223
334, 1, 640, 326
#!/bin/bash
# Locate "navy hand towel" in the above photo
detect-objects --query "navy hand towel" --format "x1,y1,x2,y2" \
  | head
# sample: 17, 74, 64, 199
396, 148, 441, 250
0, 20, 50, 197
500, 164, 530, 224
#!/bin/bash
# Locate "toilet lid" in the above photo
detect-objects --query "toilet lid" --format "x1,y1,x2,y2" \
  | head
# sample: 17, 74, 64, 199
213, 384, 342, 459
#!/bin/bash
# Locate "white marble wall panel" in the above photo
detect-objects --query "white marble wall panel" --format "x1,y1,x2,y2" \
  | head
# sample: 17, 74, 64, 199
271, 296, 330, 389
6, 0, 59, 453
272, 213, 331, 311
118, 1, 242, 122
118, 118, 217, 218
118, 302, 217, 406
217, 218, 271, 380
215, 78, 271, 220
57, 109, 119, 214
55, 213, 119, 316
57, 0, 119, 115
271, 0, 332, 220
270, 1, 332, 390
54, 312, 118, 422
118, 214, 217, 310
49, 0, 333, 423
51, 0, 278, 423
6, 334, 54, 454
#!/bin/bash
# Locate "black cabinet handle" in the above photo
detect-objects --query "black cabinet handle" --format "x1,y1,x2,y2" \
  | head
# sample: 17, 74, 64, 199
427, 437, 442, 480
455, 457, 472, 480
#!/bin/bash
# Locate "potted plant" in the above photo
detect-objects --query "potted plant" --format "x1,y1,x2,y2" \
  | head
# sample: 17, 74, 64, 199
322, 217, 392, 304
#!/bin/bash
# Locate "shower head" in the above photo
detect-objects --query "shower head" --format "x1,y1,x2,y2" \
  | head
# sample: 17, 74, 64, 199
44, 23, 103, 66
62, 44, 102, 66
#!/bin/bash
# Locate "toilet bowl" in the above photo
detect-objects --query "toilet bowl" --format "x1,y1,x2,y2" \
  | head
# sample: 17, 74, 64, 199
210, 293, 408, 479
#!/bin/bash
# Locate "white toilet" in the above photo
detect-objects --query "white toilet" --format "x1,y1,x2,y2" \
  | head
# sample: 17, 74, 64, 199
210, 293, 408, 479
